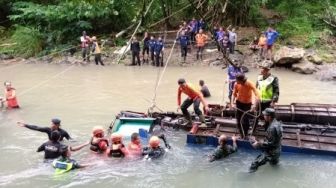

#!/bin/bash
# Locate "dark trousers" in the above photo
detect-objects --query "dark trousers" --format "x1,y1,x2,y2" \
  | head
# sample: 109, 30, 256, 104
196, 46, 204, 60
132, 51, 140, 66
236, 100, 252, 138
82, 47, 90, 62
150, 50, 155, 65
181, 98, 202, 122
143, 47, 149, 63
181, 46, 188, 61
155, 52, 163, 67
94, 53, 104, 65
229, 42, 235, 54
190, 32, 196, 43
216, 41, 221, 52
253, 101, 272, 133
250, 151, 280, 171
228, 81, 236, 102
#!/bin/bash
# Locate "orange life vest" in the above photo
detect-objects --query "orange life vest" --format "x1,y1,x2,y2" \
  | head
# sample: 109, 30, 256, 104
195, 34, 207, 47
6, 88, 19, 108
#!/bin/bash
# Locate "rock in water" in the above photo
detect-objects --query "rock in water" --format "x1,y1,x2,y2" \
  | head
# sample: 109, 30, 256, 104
291, 58, 317, 74
306, 54, 323, 65
274, 46, 305, 65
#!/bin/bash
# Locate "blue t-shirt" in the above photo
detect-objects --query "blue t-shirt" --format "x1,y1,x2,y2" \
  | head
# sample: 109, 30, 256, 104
178, 35, 189, 47
216, 31, 224, 41
265, 31, 279, 45
149, 40, 156, 50
228, 65, 242, 80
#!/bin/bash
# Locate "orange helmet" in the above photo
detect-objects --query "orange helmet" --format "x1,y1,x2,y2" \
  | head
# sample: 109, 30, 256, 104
111, 133, 123, 143
149, 136, 160, 148
92, 126, 104, 137
98, 140, 108, 151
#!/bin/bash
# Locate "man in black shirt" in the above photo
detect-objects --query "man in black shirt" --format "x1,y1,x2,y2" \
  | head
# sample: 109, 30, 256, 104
37, 131, 64, 159
17, 118, 71, 141
130, 37, 141, 66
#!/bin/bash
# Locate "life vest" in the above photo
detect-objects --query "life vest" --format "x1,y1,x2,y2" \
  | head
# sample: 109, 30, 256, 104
195, 34, 207, 47
80, 36, 90, 48
258, 37, 267, 46
52, 160, 73, 174
93, 42, 101, 54
109, 144, 125, 158
90, 138, 108, 153
257, 75, 275, 102
5, 88, 19, 108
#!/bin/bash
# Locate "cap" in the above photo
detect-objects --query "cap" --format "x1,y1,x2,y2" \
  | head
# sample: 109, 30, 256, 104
51, 118, 61, 125
178, 78, 186, 85
111, 133, 123, 143
258, 60, 272, 70
262, 108, 276, 117
92, 126, 104, 136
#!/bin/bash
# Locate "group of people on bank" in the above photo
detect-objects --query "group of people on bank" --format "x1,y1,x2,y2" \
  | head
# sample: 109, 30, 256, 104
249, 27, 279, 60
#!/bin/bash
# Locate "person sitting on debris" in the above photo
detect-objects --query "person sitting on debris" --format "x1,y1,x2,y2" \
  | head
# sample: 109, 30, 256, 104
177, 78, 209, 127
199, 80, 211, 98
249, 108, 283, 172
249, 36, 259, 51
208, 135, 238, 162
90, 126, 109, 153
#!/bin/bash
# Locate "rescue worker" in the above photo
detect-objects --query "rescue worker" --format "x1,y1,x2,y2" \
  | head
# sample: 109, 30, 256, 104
90, 126, 109, 153
195, 29, 208, 60
177, 78, 209, 127
199, 80, 211, 98
253, 60, 279, 133
197, 18, 206, 31
177, 30, 189, 63
142, 136, 167, 160
154, 36, 164, 67
127, 132, 142, 156
91, 36, 105, 66
130, 37, 141, 66
17, 118, 71, 141
148, 36, 156, 65
142, 32, 150, 64
249, 108, 283, 172
189, 18, 198, 44
80, 31, 91, 62
226, 62, 243, 102
208, 135, 238, 162
52, 145, 90, 174
216, 27, 224, 54
107, 133, 128, 158
37, 131, 64, 159
230, 74, 260, 139
2, 81, 19, 109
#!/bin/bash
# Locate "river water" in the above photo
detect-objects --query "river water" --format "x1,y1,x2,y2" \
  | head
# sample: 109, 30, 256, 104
0, 63, 335, 188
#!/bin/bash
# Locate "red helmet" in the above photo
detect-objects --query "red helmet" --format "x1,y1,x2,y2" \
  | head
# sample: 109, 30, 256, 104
149, 136, 160, 148
92, 126, 104, 137
111, 133, 123, 143
98, 140, 108, 151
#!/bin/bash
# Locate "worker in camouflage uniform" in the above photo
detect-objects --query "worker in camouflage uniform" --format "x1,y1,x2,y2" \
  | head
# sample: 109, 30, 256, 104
208, 134, 238, 162
249, 108, 283, 172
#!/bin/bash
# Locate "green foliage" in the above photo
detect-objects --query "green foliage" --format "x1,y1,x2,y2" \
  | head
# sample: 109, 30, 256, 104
10, 26, 44, 58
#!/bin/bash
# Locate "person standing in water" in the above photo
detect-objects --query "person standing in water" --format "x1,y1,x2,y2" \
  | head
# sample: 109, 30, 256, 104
1, 81, 19, 109
199, 80, 211, 98
208, 135, 238, 162
17, 118, 71, 141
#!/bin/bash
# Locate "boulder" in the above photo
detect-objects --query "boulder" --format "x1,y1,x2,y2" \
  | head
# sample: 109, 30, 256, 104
291, 58, 317, 74
274, 46, 305, 65
306, 54, 323, 65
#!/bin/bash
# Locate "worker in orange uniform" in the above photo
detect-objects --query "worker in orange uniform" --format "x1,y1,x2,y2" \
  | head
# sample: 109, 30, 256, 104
195, 29, 208, 60
230, 74, 260, 139
1, 81, 19, 109
177, 78, 209, 127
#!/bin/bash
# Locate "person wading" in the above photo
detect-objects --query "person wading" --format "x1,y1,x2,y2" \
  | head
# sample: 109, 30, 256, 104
249, 108, 283, 172
177, 78, 209, 127
253, 60, 279, 133
17, 118, 71, 141
230, 74, 260, 139
1, 81, 19, 109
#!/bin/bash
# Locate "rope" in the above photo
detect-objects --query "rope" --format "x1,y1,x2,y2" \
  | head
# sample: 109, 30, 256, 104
18, 65, 74, 96
116, 0, 155, 64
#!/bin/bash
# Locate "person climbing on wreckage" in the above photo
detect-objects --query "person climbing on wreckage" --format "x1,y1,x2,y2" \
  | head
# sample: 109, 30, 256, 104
177, 78, 209, 128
